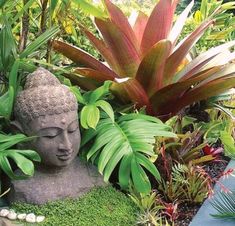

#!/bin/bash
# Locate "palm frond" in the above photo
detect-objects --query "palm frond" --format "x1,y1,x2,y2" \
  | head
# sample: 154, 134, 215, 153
210, 190, 235, 219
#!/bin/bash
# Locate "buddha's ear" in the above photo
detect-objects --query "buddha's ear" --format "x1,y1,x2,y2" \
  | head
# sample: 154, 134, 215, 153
10, 121, 24, 134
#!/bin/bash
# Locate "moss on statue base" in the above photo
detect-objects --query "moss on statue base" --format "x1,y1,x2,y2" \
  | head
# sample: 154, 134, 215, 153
11, 186, 139, 226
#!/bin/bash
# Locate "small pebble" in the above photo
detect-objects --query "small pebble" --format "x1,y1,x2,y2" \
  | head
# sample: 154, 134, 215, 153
7, 211, 17, 220
0, 209, 9, 217
17, 213, 27, 220
26, 213, 36, 223
36, 216, 45, 223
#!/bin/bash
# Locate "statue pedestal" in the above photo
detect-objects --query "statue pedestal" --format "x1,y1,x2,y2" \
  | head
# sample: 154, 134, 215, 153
9, 158, 105, 205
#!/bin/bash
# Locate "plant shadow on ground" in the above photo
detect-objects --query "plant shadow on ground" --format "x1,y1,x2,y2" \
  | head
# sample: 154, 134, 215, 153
11, 186, 139, 226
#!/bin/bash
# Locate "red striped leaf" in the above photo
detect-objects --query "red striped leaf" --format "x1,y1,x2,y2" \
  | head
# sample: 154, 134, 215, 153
164, 19, 214, 85
79, 24, 119, 73
95, 18, 140, 78
114, 78, 152, 114
103, 0, 139, 53
74, 67, 117, 82
150, 67, 222, 115
141, 0, 178, 54
133, 11, 148, 50
52, 40, 117, 79
136, 40, 172, 96
169, 0, 194, 47
175, 40, 235, 81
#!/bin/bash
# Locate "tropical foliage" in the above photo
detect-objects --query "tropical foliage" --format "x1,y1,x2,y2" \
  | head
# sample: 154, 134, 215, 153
52, 0, 235, 121
0, 133, 40, 179
81, 113, 176, 193
71, 81, 114, 129
211, 190, 235, 219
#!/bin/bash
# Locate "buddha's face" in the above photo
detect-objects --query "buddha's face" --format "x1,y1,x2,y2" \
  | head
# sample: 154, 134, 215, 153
23, 111, 80, 167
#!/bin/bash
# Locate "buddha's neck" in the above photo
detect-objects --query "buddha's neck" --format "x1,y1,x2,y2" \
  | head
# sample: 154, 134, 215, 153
35, 163, 71, 175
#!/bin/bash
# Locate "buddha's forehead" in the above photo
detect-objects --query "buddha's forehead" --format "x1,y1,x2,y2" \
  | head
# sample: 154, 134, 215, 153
26, 111, 78, 132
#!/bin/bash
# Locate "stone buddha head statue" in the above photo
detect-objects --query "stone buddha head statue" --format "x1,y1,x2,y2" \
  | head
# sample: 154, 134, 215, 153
13, 67, 81, 168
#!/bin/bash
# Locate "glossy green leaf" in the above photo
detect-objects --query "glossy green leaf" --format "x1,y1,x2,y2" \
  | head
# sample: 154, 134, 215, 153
118, 153, 132, 189
96, 100, 114, 122
89, 81, 112, 103
131, 157, 151, 194
73, 0, 106, 19
0, 86, 14, 119
6, 151, 34, 176
70, 86, 86, 104
20, 26, 59, 58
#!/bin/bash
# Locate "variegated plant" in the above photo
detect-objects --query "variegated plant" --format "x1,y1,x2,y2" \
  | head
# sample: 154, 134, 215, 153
52, 0, 235, 120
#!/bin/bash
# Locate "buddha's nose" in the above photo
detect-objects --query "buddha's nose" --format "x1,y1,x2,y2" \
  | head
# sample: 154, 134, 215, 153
58, 131, 73, 154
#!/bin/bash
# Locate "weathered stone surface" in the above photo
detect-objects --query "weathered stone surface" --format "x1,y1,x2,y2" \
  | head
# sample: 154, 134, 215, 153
0, 218, 18, 226
36, 216, 45, 223
25, 213, 36, 223
7, 67, 105, 205
9, 158, 105, 204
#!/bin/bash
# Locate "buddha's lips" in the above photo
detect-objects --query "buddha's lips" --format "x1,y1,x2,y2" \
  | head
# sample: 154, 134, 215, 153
56, 153, 72, 161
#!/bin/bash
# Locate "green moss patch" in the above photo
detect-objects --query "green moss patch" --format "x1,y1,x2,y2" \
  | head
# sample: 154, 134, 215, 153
12, 186, 139, 226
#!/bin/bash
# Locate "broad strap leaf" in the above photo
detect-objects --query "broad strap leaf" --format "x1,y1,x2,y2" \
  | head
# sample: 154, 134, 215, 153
79, 24, 119, 73
141, 0, 178, 54
132, 11, 148, 50
150, 67, 222, 116
95, 18, 140, 78
169, 0, 194, 47
136, 40, 172, 95
175, 40, 235, 82
114, 78, 152, 114
103, 0, 139, 53
160, 77, 235, 117
52, 40, 117, 79
164, 19, 214, 85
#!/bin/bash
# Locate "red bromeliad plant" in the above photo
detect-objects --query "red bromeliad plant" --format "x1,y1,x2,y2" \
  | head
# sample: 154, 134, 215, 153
52, 0, 235, 120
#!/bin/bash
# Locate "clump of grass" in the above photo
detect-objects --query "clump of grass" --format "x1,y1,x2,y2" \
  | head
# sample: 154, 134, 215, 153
12, 186, 139, 226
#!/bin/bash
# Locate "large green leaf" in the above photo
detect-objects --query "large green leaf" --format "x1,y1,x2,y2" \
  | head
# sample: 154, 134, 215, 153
83, 113, 176, 193
0, 133, 40, 179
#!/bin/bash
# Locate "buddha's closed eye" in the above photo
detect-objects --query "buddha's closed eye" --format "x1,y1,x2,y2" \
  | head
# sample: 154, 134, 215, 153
68, 120, 79, 133
39, 128, 61, 139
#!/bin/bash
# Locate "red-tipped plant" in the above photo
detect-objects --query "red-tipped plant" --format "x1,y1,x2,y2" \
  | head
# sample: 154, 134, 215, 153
52, 0, 235, 120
